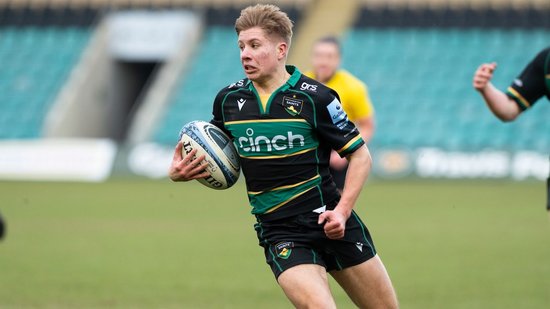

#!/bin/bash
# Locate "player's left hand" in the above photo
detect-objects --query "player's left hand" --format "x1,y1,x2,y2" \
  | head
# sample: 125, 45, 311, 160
318, 209, 348, 239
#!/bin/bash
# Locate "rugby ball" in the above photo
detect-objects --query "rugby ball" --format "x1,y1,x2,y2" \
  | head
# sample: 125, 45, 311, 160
179, 120, 240, 190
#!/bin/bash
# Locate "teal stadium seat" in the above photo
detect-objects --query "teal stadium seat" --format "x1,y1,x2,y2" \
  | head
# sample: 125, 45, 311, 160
153, 27, 243, 145
0, 26, 91, 139
342, 28, 550, 152
153, 27, 549, 153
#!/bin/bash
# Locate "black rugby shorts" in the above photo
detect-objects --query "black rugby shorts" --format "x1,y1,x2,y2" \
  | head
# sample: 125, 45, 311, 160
254, 202, 377, 279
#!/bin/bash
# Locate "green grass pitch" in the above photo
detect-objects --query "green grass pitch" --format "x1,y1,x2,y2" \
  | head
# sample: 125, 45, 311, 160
0, 179, 549, 308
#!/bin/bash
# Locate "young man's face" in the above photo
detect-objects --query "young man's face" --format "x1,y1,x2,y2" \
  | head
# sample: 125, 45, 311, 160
238, 27, 286, 84
311, 41, 340, 83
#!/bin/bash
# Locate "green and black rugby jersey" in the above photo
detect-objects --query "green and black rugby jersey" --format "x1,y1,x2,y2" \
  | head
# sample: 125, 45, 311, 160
211, 65, 364, 220
506, 47, 550, 111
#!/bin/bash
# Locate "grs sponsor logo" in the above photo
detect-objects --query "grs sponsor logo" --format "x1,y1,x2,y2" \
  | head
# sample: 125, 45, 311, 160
513, 78, 523, 87
237, 128, 305, 153
228, 79, 245, 89
300, 82, 318, 92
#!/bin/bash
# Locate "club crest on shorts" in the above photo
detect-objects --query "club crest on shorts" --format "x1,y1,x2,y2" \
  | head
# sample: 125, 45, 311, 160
275, 241, 294, 259
282, 96, 303, 116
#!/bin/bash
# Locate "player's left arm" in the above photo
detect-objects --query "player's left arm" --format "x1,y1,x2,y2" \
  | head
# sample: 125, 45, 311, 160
319, 145, 371, 239
315, 89, 372, 239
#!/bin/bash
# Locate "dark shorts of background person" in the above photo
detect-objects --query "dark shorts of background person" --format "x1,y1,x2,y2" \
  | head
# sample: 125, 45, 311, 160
330, 166, 348, 191
0, 212, 5, 240
254, 200, 377, 279
547, 156, 549, 211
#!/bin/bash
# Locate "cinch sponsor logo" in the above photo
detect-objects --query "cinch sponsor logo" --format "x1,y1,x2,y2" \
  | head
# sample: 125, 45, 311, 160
237, 128, 305, 152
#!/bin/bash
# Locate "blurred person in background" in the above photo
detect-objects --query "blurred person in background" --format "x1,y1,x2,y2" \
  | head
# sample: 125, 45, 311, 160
169, 4, 398, 308
0, 211, 5, 240
305, 36, 375, 192
473, 47, 550, 211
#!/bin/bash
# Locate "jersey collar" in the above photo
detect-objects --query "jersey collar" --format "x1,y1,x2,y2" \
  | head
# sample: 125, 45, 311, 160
285, 65, 301, 89
245, 65, 302, 91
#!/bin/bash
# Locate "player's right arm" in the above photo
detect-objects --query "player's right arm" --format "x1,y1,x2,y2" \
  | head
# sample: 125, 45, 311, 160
473, 62, 521, 122
320, 144, 371, 239
168, 142, 210, 182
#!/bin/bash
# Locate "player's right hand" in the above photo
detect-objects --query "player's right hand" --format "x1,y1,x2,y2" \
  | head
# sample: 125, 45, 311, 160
473, 62, 497, 92
318, 209, 347, 239
168, 142, 210, 182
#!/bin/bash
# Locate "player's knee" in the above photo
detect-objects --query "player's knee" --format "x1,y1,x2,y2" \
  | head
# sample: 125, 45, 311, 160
292, 295, 336, 309
281, 284, 336, 309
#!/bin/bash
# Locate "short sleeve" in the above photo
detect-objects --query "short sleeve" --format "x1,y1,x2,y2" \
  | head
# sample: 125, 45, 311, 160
316, 92, 364, 157
506, 47, 550, 111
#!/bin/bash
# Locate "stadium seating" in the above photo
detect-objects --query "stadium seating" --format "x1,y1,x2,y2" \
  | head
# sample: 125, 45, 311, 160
342, 28, 550, 152
152, 26, 243, 145
3, 1, 542, 154
154, 26, 549, 154
0, 27, 91, 138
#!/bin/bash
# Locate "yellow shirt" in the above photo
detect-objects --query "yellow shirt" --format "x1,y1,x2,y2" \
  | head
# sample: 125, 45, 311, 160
305, 70, 374, 122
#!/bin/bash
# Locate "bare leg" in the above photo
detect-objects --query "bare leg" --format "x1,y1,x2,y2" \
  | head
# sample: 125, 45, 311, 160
277, 264, 337, 309
330, 255, 398, 309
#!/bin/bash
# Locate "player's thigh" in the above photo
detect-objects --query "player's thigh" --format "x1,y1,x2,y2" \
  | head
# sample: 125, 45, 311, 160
330, 255, 398, 309
278, 264, 337, 309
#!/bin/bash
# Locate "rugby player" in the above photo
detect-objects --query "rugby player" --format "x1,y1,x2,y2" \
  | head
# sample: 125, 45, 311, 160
169, 4, 398, 308
473, 47, 550, 211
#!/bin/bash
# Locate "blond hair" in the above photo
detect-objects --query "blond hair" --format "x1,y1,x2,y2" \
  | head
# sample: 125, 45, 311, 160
235, 4, 293, 45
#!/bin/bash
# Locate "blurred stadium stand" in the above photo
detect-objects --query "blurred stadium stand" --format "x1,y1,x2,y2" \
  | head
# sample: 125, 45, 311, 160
0, 0, 548, 180
343, 28, 549, 152
152, 26, 242, 145
151, 0, 550, 153
0, 26, 91, 138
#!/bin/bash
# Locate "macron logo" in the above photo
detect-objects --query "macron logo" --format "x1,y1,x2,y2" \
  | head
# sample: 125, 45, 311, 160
312, 205, 326, 214
513, 79, 523, 87
237, 98, 246, 111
